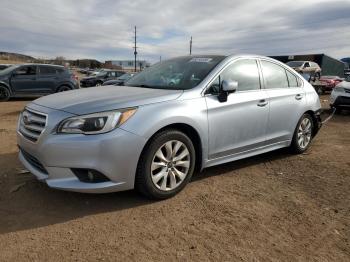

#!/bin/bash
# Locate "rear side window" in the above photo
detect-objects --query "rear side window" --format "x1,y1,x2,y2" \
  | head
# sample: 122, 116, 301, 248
286, 70, 298, 87
40, 66, 57, 75
261, 61, 289, 89
220, 59, 261, 92
15, 66, 36, 75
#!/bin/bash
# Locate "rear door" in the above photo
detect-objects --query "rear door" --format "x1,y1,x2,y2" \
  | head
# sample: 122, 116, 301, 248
36, 66, 58, 93
205, 58, 270, 159
10, 65, 38, 93
260, 59, 306, 144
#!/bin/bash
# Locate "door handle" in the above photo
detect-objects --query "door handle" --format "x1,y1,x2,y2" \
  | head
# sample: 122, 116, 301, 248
295, 94, 303, 100
257, 99, 268, 107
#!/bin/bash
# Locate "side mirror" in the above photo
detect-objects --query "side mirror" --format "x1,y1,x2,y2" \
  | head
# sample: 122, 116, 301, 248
218, 80, 238, 102
222, 80, 238, 93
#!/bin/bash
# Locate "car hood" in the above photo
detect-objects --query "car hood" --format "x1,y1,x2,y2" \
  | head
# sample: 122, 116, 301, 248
32, 85, 183, 115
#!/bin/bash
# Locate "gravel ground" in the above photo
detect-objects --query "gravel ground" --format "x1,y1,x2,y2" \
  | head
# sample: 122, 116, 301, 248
0, 95, 349, 261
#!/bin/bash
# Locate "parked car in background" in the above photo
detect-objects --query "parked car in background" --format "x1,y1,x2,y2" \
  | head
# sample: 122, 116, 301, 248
330, 79, 350, 112
80, 69, 125, 87
319, 75, 343, 93
17, 55, 322, 199
286, 61, 322, 78
0, 64, 11, 71
0, 64, 79, 101
102, 73, 135, 86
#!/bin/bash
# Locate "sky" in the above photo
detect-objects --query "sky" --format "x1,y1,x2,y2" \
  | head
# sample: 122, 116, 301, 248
1, 0, 350, 63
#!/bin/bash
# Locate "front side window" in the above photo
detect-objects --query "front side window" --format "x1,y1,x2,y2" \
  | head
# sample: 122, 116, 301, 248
16, 66, 36, 76
125, 56, 225, 90
261, 61, 289, 89
208, 59, 261, 94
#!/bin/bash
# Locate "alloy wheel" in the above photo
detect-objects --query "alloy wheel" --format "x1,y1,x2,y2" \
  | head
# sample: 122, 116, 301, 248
151, 140, 190, 191
297, 117, 312, 149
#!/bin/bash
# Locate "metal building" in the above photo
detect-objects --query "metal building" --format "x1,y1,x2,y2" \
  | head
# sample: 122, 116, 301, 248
270, 54, 346, 77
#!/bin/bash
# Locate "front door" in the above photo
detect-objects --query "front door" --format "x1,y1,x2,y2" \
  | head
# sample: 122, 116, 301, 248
10, 65, 38, 93
205, 59, 269, 160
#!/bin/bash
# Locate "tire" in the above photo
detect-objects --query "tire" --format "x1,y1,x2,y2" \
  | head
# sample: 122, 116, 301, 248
96, 81, 103, 86
56, 85, 72, 92
290, 114, 314, 154
135, 129, 196, 200
0, 86, 10, 102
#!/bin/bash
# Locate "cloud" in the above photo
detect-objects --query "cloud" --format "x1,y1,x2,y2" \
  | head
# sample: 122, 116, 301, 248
0, 0, 349, 63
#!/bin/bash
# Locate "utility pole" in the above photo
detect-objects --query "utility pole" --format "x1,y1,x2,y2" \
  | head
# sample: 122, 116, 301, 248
189, 36, 192, 55
134, 26, 137, 72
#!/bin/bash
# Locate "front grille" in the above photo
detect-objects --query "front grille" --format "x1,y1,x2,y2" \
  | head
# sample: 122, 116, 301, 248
19, 108, 47, 142
20, 148, 48, 175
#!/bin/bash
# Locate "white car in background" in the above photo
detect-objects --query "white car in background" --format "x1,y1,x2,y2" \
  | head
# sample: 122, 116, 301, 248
330, 79, 350, 112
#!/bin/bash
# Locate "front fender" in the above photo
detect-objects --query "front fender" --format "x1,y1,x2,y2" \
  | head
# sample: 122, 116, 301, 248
121, 97, 209, 162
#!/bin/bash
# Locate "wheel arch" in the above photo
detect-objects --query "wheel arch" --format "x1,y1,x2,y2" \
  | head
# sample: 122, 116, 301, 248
137, 123, 204, 174
0, 81, 12, 94
55, 84, 73, 92
303, 110, 321, 137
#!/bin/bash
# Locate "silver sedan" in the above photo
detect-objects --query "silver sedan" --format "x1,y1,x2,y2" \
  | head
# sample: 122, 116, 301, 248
17, 55, 322, 199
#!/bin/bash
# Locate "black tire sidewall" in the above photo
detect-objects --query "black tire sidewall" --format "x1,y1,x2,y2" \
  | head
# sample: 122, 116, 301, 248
291, 114, 314, 154
57, 86, 71, 92
0, 86, 10, 102
136, 130, 196, 199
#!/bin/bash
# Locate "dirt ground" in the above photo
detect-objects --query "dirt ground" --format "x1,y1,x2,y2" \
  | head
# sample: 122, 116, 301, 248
0, 95, 349, 261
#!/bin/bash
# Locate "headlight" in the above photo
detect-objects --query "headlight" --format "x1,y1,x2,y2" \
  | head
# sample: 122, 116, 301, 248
334, 86, 344, 92
57, 108, 137, 134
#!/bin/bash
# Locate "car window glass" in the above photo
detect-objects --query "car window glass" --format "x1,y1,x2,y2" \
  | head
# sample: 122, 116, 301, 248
261, 61, 289, 89
304, 62, 310, 67
218, 59, 261, 92
40, 66, 56, 75
286, 70, 298, 87
16, 66, 36, 76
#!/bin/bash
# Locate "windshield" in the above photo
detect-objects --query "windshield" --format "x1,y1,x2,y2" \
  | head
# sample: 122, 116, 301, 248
287, 61, 304, 67
96, 71, 107, 77
0, 65, 19, 75
125, 56, 225, 90
118, 73, 132, 80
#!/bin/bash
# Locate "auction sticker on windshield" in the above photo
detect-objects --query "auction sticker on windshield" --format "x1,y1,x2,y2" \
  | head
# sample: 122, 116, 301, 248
189, 58, 213, 63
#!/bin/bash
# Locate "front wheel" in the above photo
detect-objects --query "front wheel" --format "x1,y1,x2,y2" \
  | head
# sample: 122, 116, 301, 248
56, 85, 71, 92
290, 114, 314, 154
0, 86, 10, 102
135, 129, 196, 199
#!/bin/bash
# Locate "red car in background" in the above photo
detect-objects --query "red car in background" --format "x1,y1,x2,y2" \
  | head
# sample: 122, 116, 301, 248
319, 76, 343, 92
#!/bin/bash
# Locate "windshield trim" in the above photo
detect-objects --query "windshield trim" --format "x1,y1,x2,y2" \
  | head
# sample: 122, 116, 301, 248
124, 55, 226, 91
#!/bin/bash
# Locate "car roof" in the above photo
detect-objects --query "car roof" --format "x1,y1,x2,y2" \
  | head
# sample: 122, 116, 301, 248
17, 63, 65, 68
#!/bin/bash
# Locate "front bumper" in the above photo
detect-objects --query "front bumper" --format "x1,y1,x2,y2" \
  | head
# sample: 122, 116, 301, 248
330, 93, 350, 108
17, 104, 146, 193
80, 81, 96, 88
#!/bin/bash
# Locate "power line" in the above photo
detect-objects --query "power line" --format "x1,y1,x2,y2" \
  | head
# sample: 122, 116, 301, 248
134, 26, 137, 72
190, 36, 192, 55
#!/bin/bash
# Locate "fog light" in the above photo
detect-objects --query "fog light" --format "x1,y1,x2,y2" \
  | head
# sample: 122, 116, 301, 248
71, 169, 110, 183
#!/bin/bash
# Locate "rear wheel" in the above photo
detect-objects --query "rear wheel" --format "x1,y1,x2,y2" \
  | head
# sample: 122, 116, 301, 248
135, 129, 196, 199
290, 114, 314, 154
0, 86, 10, 102
56, 85, 71, 92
